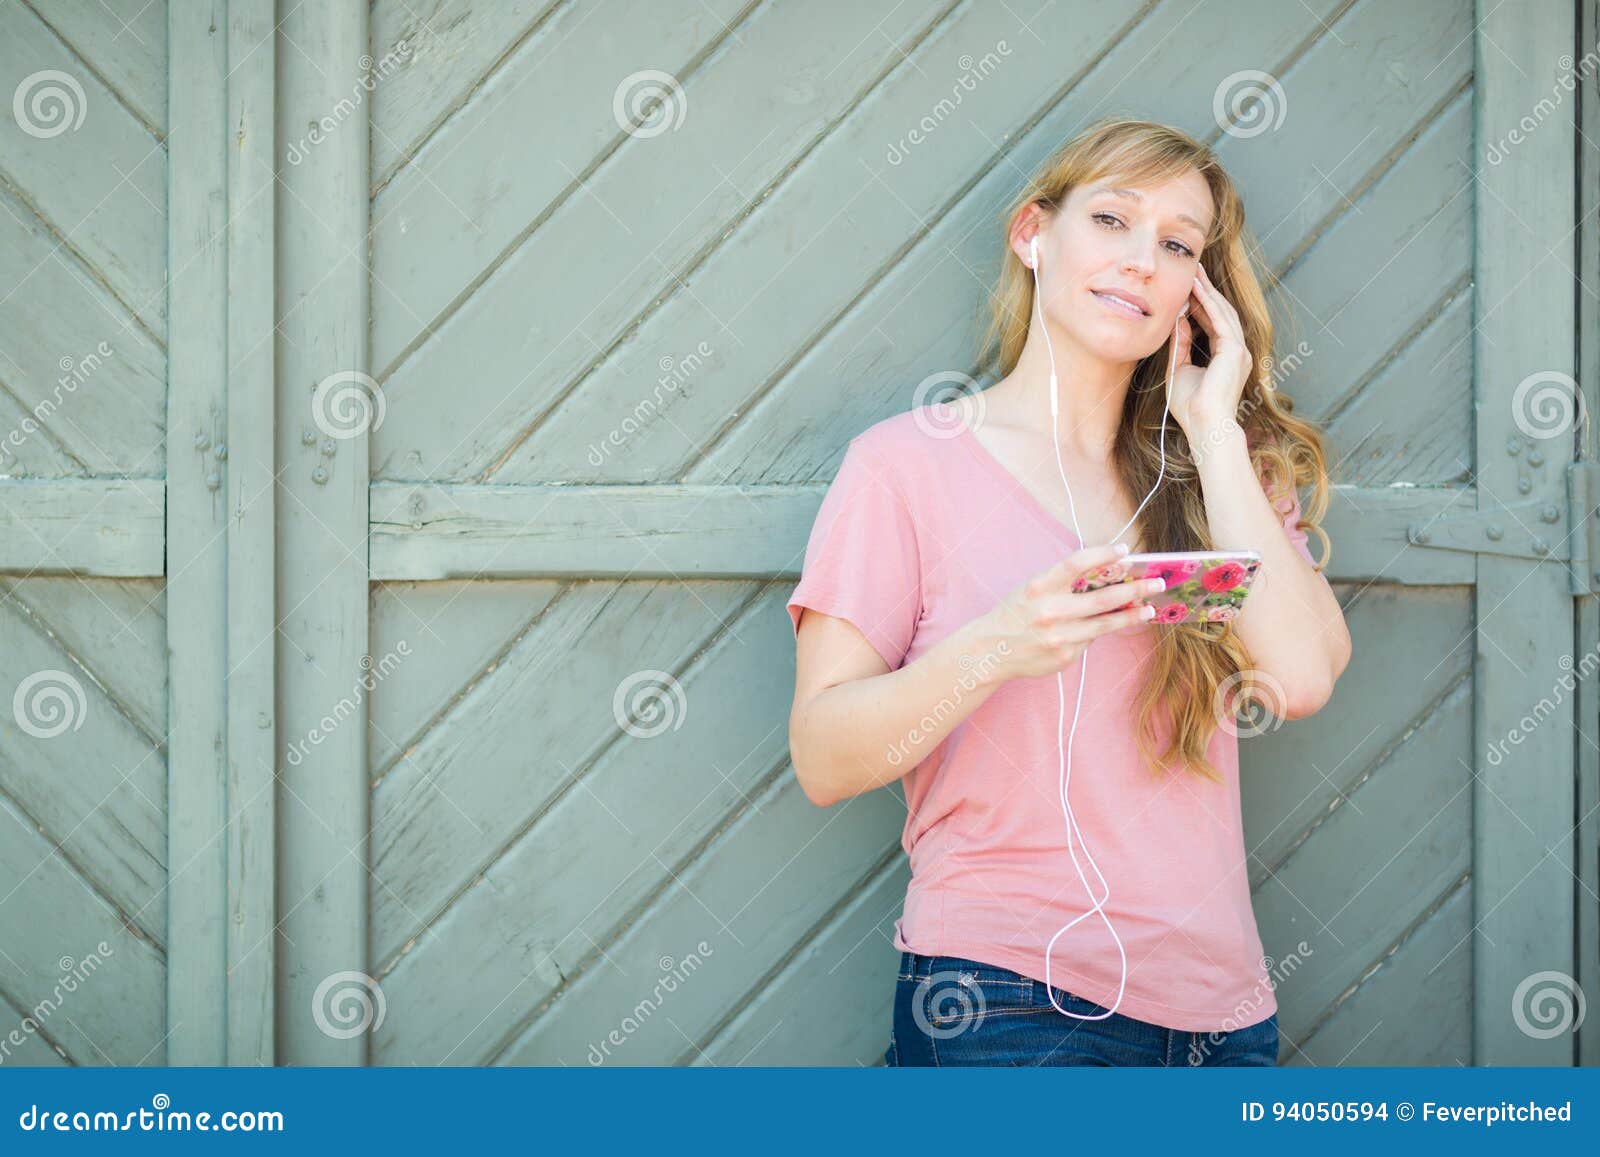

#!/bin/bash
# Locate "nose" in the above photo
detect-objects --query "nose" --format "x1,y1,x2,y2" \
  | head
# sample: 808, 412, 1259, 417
1119, 245, 1157, 278
1119, 231, 1159, 278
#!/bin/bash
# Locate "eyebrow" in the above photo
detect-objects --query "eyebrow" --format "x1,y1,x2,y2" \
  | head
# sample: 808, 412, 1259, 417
1091, 186, 1210, 237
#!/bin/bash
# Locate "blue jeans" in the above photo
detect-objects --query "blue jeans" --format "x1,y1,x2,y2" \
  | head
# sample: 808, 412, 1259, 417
887, 951, 1280, 1066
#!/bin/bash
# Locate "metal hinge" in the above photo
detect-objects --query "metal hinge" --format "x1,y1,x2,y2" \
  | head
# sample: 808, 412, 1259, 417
1404, 461, 1600, 595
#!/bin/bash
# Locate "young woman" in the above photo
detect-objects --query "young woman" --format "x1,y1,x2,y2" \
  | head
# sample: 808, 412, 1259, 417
786, 117, 1351, 1067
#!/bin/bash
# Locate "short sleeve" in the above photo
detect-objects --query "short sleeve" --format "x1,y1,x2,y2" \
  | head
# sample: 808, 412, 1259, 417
787, 436, 923, 669
1270, 481, 1317, 567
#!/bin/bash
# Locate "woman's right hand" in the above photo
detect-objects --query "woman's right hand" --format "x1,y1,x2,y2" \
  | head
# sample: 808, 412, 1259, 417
976, 544, 1166, 681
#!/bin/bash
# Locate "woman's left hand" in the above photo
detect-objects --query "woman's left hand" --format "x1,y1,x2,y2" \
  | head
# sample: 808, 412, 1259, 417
1168, 262, 1252, 445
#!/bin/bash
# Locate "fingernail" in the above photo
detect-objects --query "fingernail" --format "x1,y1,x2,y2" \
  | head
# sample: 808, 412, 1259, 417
1141, 605, 1156, 620
1116, 543, 1130, 556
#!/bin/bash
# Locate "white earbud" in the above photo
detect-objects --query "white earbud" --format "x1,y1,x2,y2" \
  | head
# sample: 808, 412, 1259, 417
1028, 234, 1182, 1024
1027, 235, 1038, 269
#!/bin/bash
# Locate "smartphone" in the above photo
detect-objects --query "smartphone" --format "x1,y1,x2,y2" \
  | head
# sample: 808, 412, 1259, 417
1070, 549, 1263, 624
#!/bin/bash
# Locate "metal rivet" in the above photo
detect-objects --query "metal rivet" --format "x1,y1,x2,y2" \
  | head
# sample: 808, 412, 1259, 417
312, 466, 328, 485
256, 712, 270, 729
1506, 435, 1522, 455
1518, 475, 1532, 494
302, 429, 317, 446
193, 432, 210, 450
1528, 449, 1545, 468
214, 443, 227, 460
1413, 527, 1430, 544
321, 438, 336, 456
205, 473, 220, 490
1542, 505, 1560, 523
1486, 525, 1503, 541
1532, 539, 1550, 556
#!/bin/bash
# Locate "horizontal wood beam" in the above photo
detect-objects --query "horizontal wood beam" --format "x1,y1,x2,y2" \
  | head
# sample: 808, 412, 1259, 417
0, 479, 1508, 587
0, 478, 163, 576
369, 481, 1490, 585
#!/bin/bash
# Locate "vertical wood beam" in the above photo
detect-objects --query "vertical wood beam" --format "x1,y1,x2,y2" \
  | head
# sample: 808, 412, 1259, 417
275, 0, 372, 1065
1577, 0, 1600, 1072
1472, 0, 1579, 1064
166, 0, 278, 1064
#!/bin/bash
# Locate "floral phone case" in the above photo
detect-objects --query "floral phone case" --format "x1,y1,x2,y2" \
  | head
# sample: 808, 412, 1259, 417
1070, 550, 1263, 624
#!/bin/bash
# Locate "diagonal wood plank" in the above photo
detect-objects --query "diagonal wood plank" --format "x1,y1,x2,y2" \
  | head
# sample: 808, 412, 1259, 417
370, 579, 758, 963
1253, 679, 1473, 1043
1283, 874, 1472, 1066
1242, 586, 1472, 873
0, 3, 166, 336
493, 0, 1158, 484
23, 0, 167, 136
371, 0, 955, 482
0, 793, 165, 1064
0, 181, 167, 477
368, 577, 564, 777
369, 0, 755, 374
370, 0, 565, 188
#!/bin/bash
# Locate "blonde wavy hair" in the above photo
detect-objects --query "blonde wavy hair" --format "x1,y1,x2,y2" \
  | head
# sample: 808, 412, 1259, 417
981, 115, 1334, 784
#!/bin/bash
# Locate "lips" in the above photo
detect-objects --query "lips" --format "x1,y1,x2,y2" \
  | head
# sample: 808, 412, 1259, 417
1091, 289, 1150, 318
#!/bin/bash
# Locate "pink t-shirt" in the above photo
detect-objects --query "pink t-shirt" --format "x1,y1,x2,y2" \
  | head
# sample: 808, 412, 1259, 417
786, 405, 1323, 1032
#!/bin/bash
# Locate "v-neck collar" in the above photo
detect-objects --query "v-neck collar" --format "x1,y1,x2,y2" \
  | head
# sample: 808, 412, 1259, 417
951, 419, 1085, 549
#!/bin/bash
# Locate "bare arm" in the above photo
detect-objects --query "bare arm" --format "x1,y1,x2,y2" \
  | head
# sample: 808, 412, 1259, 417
789, 543, 1167, 807
1199, 423, 1351, 718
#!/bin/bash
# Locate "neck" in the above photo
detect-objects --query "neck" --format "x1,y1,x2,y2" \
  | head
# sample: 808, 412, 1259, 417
1004, 322, 1139, 464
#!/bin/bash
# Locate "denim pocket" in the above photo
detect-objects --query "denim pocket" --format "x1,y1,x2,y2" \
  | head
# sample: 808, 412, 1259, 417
912, 957, 1035, 1031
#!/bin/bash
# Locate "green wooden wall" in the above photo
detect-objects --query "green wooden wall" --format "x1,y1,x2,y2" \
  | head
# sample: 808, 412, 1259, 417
0, 0, 1593, 1067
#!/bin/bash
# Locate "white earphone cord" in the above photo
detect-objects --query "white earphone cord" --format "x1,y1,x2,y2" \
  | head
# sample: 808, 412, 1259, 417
1029, 235, 1182, 1020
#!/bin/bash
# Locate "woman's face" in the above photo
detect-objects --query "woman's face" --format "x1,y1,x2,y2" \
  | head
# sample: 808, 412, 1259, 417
1018, 170, 1214, 360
